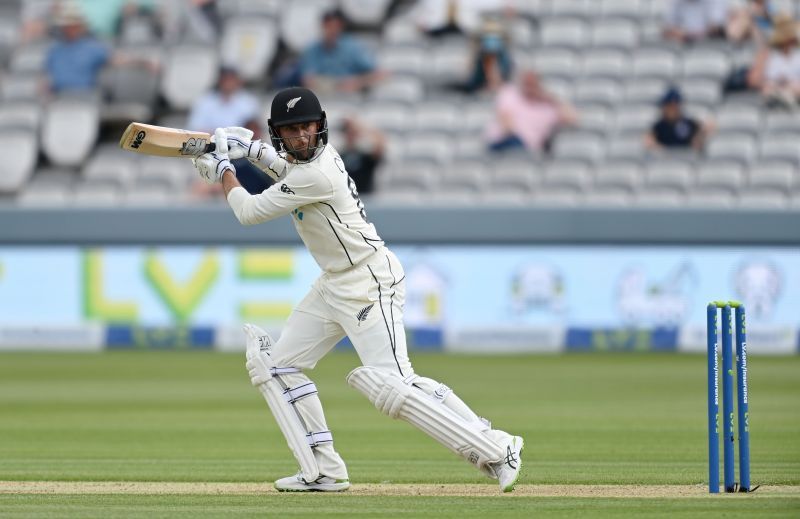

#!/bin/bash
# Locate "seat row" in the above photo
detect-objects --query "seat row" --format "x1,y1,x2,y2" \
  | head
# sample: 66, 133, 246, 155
379, 158, 800, 197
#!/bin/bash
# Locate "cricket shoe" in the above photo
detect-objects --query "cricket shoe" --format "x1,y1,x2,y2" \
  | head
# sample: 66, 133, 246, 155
493, 435, 524, 493
274, 473, 350, 492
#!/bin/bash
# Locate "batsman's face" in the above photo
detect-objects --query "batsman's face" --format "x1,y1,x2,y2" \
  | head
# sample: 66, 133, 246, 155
278, 121, 320, 161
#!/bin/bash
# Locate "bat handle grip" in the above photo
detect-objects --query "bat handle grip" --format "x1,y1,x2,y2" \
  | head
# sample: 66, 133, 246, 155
205, 143, 216, 153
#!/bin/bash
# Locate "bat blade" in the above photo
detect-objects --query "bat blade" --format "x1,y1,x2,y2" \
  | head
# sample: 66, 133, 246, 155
119, 122, 215, 157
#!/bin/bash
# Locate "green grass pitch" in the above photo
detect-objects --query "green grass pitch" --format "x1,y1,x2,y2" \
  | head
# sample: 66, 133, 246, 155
0, 351, 798, 517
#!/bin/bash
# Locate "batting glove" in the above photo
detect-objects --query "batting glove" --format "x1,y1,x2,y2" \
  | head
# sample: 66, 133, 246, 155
192, 128, 235, 184
217, 126, 254, 159
217, 126, 279, 168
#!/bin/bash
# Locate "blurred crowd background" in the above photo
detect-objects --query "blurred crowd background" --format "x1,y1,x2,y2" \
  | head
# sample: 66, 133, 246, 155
0, 0, 799, 208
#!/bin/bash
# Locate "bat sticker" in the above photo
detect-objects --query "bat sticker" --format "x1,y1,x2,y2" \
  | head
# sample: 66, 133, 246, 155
131, 130, 146, 149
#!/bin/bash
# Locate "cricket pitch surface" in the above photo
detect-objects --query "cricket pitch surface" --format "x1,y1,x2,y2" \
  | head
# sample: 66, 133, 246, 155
2, 481, 799, 499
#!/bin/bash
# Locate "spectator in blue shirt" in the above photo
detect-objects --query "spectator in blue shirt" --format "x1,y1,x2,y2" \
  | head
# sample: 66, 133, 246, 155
45, 5, 110, 93
187, 67, 260, 133
187, 66, 272, 198
300, 9, 387, 94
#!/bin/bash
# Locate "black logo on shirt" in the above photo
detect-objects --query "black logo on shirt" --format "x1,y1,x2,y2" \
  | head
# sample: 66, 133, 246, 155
280, 184, 295, 195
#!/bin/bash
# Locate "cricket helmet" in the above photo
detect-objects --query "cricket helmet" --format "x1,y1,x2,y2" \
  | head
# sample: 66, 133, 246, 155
268, 86, 328, 162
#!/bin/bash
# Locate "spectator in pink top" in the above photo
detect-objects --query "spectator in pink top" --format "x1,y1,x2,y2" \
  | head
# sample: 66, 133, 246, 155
484, 70, 578, 154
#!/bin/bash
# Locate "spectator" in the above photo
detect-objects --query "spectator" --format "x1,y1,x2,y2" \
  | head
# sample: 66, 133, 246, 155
22, 1, 161, 42
644, 87, 714, 152
723, 1, 779, 93
299, 8, 387, 95
115, 1, 164, 44
727, 0, 776, 44
44, 3, 111, 93
338, 117, 386, 195
484, 70, 578, 154
412, 0, 513, 37
664, 0, 727, 43
187, 67, 271, 197
459, 19, 513, 94
187, 67, 260, 132
748, 14, 800, 109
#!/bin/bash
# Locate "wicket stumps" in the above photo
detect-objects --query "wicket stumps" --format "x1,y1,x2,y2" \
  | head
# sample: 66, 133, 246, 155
706, 301, 752, 493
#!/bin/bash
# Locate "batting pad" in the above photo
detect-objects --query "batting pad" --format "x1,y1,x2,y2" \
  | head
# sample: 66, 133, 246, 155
253, 379, 320, 482
346, 366, 505, 470
245, 325, 319, 483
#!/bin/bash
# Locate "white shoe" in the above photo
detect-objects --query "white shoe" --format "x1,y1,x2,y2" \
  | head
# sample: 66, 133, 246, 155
274, 473, 350, 492
493, 436, 524, 493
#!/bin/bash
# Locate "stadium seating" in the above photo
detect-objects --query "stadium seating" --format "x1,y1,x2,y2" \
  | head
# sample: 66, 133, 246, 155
340, 0, 393, 27
0, 0, 797, 211
161, 45, 219, 109
221, 17, 278, 81
0, 102, 40, 129
41, 95, 99, 167
0, 128, 37, 193
1, 74, 39, 101
101, 63, 160, 123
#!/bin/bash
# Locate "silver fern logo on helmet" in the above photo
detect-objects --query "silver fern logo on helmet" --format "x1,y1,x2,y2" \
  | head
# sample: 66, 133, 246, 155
286, 97, 302, 111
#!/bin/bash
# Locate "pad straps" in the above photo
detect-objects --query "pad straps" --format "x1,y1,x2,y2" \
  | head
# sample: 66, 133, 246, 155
283, 382, 319, 404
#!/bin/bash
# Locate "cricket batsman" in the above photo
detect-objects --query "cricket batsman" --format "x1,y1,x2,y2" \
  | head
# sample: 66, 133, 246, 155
191, 86, 524, 492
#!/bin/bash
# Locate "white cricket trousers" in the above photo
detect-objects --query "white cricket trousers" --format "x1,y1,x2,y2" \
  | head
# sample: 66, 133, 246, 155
268, 247, 411, 479
271, 246, 412, 376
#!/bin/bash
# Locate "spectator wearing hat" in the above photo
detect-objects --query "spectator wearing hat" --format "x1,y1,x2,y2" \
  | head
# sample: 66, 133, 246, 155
459, 19, 513, 94
748, 14, 800, 109
299, 9, 387, 95
645, 87, 714, 152
45, 3, 111, 93
44, 2, 161, 94
484, 70, 578, 154
664, 0, 727, 43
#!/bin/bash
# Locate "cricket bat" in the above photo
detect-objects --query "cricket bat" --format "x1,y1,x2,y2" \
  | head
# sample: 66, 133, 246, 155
119, 122, 216, 157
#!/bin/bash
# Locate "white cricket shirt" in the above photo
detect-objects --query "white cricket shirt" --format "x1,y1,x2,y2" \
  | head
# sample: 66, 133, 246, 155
226, 144, 384, 273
